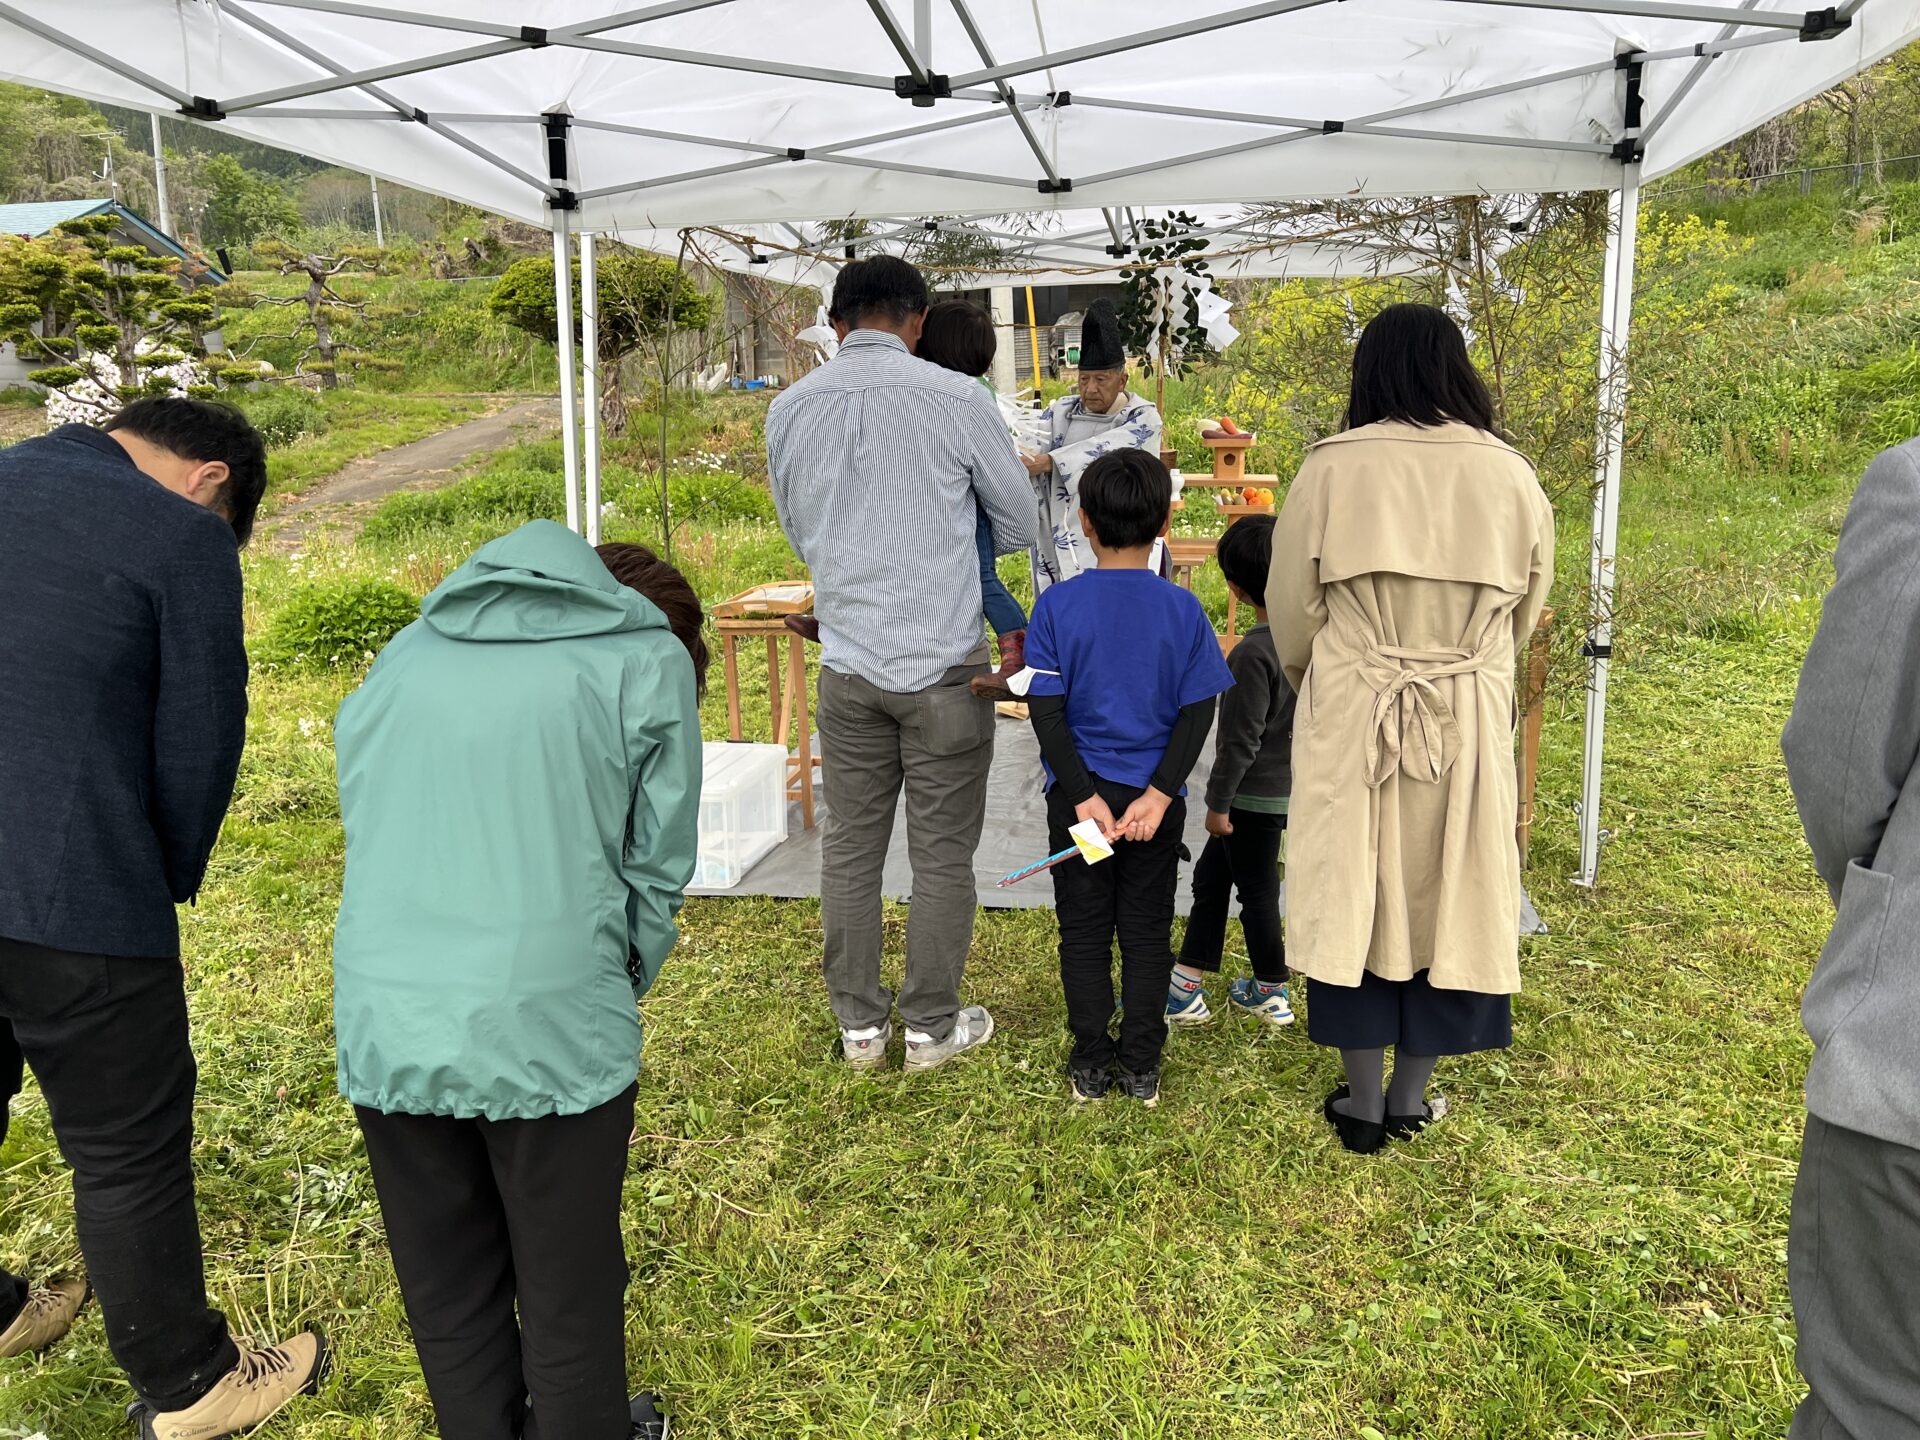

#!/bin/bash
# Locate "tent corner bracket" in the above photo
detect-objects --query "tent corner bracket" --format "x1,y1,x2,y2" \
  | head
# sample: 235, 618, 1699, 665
1800, 7, 1850, 39
1038, 176, 1073, 193
550, 188, 579, 212
894, 72, 952, 106
179, 95, 225, 122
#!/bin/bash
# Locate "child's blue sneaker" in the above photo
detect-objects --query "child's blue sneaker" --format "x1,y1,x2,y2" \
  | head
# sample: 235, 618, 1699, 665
1230, 978, 1295, 1027
1166, 975, 1213, 1027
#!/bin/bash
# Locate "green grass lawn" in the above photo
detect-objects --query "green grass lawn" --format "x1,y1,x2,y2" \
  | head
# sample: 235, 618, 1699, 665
0, 196, 1894, 1437
0, 430, 1844, 1440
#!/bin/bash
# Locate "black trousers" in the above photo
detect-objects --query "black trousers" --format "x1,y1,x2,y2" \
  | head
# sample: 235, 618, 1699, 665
356, 1084, 639, 1440
1047, 778, 1186, 1075
1178, 809, 1287, 983
0, 937, 238, 1411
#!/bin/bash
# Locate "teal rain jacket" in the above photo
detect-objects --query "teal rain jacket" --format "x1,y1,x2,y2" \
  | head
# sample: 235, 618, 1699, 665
332, 520, 702, 1120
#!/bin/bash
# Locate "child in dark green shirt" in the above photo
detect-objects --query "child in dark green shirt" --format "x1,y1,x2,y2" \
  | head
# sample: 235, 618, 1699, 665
1167, 515, 1299, 1028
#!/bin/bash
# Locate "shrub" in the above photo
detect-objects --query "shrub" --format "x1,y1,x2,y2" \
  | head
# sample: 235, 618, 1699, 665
237, 385, 328, 449
360, 458, 565, 541
255, 579, 419, 673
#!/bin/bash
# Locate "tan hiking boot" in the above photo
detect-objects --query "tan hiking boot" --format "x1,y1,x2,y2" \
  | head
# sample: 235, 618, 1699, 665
0, 1275, 88, 1358
135, 1331, 328, 1440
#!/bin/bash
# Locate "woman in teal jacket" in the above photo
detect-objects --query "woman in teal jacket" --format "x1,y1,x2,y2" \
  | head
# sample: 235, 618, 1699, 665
332, 520, 703, 1440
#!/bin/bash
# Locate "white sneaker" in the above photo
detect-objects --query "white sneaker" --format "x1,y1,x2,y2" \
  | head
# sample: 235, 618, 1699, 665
841, 1020, 892, 1070
903, 1006, 995, 1072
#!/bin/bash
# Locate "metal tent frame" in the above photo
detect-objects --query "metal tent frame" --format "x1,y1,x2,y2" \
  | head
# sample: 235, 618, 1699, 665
1, 0, 1911, 886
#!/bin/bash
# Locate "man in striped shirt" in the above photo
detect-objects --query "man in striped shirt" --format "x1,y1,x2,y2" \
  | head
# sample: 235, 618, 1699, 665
768, 257, 1035, 1074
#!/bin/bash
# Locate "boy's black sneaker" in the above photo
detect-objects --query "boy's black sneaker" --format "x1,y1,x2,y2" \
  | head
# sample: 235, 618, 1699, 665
1117, 1069, 1161, 1108
1069, 1061, 1113, 1102
631, 1391, 670, 1439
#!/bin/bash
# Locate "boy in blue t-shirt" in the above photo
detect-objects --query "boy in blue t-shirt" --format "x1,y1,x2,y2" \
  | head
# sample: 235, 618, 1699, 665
1018, 448, 1234, 1106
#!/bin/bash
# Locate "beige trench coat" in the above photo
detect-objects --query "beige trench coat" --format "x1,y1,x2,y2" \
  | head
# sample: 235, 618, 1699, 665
1267, 421, 1554, 994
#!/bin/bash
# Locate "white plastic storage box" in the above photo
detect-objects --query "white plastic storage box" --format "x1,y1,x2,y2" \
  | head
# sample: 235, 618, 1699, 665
694, 742, 789, 889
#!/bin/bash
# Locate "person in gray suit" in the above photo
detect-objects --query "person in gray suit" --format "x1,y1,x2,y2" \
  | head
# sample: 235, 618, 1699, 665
1783, 437, 1920, 1439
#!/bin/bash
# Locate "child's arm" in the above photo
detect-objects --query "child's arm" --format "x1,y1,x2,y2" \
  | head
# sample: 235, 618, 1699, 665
1115, 601, 1237, 841
1114, 696, 1218, 841
1028, 696, 1117, 838
1203, 646, 1269, 832
1022, 597, 1119, 838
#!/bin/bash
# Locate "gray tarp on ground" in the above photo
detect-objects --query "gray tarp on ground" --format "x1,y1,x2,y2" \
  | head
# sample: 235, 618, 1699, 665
692, 714, 1546, 935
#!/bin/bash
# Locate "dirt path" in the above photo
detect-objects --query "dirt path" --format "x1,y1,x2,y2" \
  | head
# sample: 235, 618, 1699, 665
266, 396, 558, 547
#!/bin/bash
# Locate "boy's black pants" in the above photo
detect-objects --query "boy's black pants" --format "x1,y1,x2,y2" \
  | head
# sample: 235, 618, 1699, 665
1047, 778, 1186, 1075
1179, 809, 1288, 983
356, 1084, 638, 1440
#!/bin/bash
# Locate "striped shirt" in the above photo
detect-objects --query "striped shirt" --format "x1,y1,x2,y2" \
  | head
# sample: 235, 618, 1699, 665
767, 329, 1037, 693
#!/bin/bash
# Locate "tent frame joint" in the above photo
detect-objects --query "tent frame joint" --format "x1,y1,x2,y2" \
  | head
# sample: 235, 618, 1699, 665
894, 71, 952, 105
520, 25, 551, 48
179, 95, 225, 122
1049, 89, 1072, 106
1322, 119, 1345, 133
1038, 176, 1074, 193
1800, 6, 1851, 38
1611, 139, 1645, 162
549, 188, 579, 211
788, 146, 806, 160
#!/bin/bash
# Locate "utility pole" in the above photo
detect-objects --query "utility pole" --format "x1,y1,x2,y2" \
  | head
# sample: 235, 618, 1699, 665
370, 175, 385, 246
150, 113, 172, 234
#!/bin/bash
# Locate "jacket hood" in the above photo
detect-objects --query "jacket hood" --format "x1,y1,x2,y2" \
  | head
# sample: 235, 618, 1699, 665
420, 519, 667, 642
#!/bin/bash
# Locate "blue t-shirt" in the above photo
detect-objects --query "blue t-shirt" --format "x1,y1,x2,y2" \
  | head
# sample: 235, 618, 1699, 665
1024, 569, 1235, 794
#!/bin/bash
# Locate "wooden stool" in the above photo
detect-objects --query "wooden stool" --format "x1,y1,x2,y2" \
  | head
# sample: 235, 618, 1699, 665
712, 583, 820, 830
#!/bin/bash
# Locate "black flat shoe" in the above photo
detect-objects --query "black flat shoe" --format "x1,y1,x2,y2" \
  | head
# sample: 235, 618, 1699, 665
1386, 1095, 1450, 1141
1322, 1086, 1387, 1155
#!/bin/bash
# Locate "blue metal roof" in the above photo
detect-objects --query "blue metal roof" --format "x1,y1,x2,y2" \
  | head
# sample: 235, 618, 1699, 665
0, 199, 112, 236
0, 200, 226, 283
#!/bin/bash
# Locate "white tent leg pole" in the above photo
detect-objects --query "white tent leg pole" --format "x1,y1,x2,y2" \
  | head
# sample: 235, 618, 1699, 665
581, 229, 603, 545
552, 210, 583, 534
1576, 162, 1641, 888
150, 114, 172, 236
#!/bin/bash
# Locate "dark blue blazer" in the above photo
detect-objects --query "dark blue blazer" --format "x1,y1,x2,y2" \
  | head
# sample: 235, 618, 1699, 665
0, 424, 247, 959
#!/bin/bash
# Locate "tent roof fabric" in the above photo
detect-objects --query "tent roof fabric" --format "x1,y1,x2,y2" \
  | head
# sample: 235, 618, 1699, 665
3, 2, 1918, 234
662, 206, 1437, 293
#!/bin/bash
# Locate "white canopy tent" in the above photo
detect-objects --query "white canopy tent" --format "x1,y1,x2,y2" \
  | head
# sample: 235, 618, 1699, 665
4, 0, 1917, 885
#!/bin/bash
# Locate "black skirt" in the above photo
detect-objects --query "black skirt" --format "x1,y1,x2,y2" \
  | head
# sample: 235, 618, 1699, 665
1305, 968, 1512, 1055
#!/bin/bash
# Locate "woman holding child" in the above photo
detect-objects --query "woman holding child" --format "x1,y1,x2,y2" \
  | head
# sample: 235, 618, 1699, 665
1269, 304, 1555, 1155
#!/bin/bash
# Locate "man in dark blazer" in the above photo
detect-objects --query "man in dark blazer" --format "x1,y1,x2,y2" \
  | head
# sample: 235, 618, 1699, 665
0, 399, 325, 1437
1784, 436, 1920, 1439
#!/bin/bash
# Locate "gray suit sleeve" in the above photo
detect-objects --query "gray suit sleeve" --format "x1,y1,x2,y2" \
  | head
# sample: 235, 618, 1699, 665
1784, 444, 1920, 900
966, 388, 1039, 554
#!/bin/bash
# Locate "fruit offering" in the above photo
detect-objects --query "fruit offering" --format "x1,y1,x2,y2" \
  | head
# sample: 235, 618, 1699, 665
1200, 415, 1253, 441
1240, 486, 1276, 507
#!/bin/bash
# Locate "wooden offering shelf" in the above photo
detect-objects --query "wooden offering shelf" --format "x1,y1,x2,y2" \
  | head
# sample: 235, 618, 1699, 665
713, 580, 820, 831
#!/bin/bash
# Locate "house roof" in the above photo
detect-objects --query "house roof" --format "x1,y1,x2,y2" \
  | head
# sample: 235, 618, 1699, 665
0, 199, 226, 282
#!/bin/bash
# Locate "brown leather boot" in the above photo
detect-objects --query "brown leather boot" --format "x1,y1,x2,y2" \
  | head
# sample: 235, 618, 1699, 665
135, 1332, 328, 1440
969, 629, 1027, 700
784, 613, 820, 643
0, 1276, 87, 1358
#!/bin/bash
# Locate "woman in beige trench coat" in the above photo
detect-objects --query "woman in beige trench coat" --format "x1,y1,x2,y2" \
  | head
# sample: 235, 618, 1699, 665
1268, 304, 1555, 1155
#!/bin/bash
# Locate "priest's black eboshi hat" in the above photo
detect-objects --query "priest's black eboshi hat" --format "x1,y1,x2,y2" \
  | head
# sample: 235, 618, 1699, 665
1079, 297, 1125, 371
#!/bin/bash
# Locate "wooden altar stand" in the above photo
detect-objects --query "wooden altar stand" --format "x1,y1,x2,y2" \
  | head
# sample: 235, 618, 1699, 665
712, 581, 819, 830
